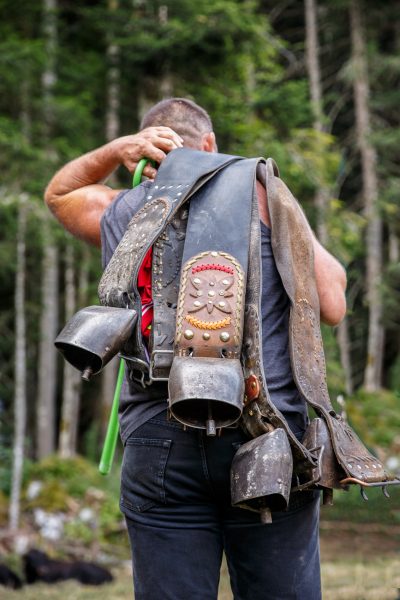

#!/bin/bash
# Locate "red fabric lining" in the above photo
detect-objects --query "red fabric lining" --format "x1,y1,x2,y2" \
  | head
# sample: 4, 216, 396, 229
137, 247, 153, 338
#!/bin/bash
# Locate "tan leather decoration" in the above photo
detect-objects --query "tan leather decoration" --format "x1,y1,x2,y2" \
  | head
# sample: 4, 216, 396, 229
175, 251, 245, 359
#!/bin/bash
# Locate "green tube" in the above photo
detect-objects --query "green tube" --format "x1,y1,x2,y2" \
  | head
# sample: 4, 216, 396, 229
99, 359, 126, 475
98, 157, 152, 475
133, 158, 149, 187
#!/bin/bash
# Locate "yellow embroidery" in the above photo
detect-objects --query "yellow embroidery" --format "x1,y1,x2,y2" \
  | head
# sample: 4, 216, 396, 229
185, 315, 231, 330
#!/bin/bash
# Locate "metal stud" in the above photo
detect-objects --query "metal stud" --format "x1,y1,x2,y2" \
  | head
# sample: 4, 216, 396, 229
184, 329, 194, 340
194, 301, 202, 307
220, 332, 230, 342
202, 332, 210, 341
193, 277, 201, 285
218, 301, 226, 308
208, 291, 216, 297
222, 279, 230, 285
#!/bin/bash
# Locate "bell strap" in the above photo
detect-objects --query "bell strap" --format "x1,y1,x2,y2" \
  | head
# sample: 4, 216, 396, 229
265, 158, 395, 485
98, 148, 243, 364
239, 167, 318, 473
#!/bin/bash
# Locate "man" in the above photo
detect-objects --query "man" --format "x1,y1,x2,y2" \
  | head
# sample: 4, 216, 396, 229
46, 98, 346, 599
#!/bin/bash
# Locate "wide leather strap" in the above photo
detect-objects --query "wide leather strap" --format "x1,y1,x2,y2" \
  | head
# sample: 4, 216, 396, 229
98, 148, 242, 366
239, 165, 317, 474
265, 158, 394, 485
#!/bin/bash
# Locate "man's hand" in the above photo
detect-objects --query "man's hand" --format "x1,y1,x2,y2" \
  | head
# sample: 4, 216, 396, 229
114, 127, 183, 178
44, 127, 183, 247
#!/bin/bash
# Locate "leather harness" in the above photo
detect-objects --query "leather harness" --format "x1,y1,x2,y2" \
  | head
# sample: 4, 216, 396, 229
98, 148, 396, 493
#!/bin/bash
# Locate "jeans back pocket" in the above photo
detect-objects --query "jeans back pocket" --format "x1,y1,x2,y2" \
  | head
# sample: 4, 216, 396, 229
121, 438, 172, 513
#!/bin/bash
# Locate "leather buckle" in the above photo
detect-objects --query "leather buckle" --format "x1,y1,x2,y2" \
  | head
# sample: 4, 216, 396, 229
149, 350, 174, 381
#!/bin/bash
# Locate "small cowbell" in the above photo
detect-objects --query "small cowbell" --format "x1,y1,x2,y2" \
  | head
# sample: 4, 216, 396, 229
55, 305, 137, 380
230, 428, 293, 524
301, 417, 346, 504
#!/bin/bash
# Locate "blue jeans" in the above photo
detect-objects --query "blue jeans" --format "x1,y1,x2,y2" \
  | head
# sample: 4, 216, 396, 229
121, 410, 321, 600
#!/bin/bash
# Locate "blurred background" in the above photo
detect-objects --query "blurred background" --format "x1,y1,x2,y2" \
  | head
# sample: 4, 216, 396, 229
0, 0, 399, 597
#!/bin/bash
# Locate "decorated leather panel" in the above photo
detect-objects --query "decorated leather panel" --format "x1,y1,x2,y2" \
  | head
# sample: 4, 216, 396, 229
175, 251, 245, 358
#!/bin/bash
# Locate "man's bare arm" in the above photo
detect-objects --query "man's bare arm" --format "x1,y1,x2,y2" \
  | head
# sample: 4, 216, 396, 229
44, 127, 183, 247
312, 237, 347, 326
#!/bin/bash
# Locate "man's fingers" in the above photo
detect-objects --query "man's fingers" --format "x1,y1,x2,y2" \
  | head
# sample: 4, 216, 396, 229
152, 135, 183, 152
154, 126, 184, 145
143, 126, 184, 148
142, 164, 158, 179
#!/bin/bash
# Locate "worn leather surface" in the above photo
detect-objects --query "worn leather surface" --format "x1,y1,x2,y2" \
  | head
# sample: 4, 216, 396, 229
150, 208, 188, 379
265, 159, 393, 484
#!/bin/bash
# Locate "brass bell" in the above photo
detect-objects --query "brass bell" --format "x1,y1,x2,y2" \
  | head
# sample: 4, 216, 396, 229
168, 356, 244, 435
231, 428, 293, 523
55, 305, 137, 380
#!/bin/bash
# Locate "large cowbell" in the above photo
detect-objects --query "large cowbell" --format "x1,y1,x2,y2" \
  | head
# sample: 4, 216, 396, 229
231, 428, 293, 524
55, 306, 137, 380
168, 356, 244, 433
168, 250, 247, 435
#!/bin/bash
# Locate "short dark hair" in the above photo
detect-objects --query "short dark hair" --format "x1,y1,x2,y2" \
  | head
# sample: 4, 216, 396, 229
140, 98, 213, 148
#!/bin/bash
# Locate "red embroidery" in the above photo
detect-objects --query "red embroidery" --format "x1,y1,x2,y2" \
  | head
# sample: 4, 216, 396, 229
192, 263, 234, 274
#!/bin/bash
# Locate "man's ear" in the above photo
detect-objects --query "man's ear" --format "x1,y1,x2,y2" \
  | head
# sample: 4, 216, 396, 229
201, 132, 217, 153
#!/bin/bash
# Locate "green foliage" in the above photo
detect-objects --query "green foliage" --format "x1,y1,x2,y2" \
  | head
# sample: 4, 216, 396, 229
24, 480, 71, 513
0, 490, 9, 527
321, 483, 400, 525
326, 199, 365, 265
27, 455, 104, 498
346, 388, 400, 452
321, 324, 346, 398
21, 455, 124, 547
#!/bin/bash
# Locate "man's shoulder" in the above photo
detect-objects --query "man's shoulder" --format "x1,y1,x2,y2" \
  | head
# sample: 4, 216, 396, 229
103, 180, 153, 225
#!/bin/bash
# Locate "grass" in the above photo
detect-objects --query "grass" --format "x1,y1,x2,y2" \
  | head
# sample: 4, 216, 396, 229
320, 481, 400, 525
2, 553, 399, 600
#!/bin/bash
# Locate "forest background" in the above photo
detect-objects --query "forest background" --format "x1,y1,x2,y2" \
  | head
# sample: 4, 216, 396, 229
0, 0, 399, 587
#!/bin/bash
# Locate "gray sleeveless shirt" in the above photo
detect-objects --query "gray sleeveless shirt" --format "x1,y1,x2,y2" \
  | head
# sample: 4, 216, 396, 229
101, 183, 307, 443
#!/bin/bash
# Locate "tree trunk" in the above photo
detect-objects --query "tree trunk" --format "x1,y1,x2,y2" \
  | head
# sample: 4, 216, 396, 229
105, 0, 120, 187
9, 198, 27, 531
37, 0, 59, 458
59, 244, 81, 457
388, 228, 399, 264
37, 236, 59, 458
350, 0, 384, 391
304, 0, 329, 246
99, 0, 121, 437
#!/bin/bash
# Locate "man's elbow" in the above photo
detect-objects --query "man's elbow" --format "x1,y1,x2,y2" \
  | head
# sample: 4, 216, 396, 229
320, 297, 347, 326
320, 269, 347, 326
